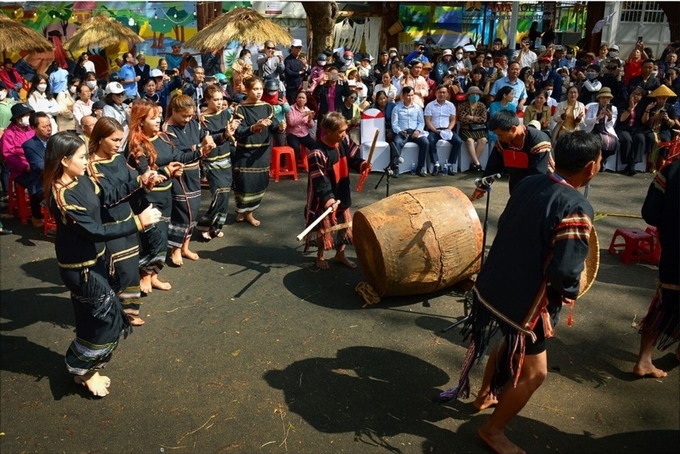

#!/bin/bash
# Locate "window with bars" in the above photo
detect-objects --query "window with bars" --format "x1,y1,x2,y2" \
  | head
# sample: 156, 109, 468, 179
620, 1, 666, 23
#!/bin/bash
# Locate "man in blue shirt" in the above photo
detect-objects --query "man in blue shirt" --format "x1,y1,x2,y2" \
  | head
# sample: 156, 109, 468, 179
118, 52, 140, 99
404, 42, 429, 66
490, 61, 527, 110
390, 86, 430, 177
48, 64, 69, 95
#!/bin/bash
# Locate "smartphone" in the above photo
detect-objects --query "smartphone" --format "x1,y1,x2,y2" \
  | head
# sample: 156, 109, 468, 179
330, 74, 338, 81
637, 36, 643, 43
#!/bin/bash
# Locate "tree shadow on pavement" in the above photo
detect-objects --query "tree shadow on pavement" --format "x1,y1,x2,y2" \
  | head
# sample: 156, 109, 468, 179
264, 346, 479, 453
0, 334, 89, 401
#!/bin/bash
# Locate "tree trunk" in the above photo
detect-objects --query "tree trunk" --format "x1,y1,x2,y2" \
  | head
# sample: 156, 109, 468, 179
660, 3, 680, 43
302, 2, 339, 60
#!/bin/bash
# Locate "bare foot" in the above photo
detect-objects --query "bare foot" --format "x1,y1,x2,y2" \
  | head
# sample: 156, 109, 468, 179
140, 274, 152, 294
236, 213, 245, 222
473, 392, 499, 411
74, 372, 111, 398
334, 253, 357, 269
478, 426, 525, 454
126, 314, 145, 326
181, 249, 199, 261
214, 231, 224, 238
150, 274, 172, 290
170, 248, 183, 266
633, 361, 668, 378
201, 231, 212, 241
244, 212, 260, 227
315, 257, 330, 269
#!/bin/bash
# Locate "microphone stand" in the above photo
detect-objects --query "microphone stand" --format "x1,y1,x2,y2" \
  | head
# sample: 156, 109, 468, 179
442, 180, 494, 332
374, 164, 392, 198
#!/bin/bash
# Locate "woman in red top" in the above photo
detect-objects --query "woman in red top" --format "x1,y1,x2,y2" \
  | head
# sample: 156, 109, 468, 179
624, 45, 649, 86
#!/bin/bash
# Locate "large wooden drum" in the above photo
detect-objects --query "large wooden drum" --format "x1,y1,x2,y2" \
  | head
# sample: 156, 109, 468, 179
353, 186, 483, 297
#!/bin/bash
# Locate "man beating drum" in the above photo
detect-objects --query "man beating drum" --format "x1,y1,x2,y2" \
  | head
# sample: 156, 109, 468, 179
439, 131, 603, 454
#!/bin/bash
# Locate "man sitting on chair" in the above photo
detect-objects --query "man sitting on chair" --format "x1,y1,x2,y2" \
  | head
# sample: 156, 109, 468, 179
390, 86, 430, 177
424, 84, 464, 175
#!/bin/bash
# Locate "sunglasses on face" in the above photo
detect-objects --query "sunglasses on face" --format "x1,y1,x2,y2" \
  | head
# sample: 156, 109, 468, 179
266, 46, 276, 50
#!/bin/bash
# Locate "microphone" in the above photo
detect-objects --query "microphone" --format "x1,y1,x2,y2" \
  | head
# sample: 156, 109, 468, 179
383, 157, 404, 175
474, 173, 502, 188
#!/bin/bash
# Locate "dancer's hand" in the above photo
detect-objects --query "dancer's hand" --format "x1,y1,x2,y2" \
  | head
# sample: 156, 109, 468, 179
167, 162, 184, 177
470, 188, 486, 201
139, 204, 162, 228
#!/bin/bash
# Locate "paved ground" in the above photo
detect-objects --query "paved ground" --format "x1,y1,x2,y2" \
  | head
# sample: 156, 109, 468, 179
1, 167, 678, 454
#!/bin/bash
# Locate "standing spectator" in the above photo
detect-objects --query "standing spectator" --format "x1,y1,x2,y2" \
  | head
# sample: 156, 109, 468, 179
22, 111, 50, 225
490, 62, 527, 110
373, 72, 398, 103
490, 38, 506, 59
421, 63, 437, 105
390, 86, 430, 177
424, 84, 463, 174
201, 48, 225, 77
515, 36, 538, 70
164, 43, 184, 71
535, 56, 563, 103
83, 72, 104, 102
628, 59, 661, 100
600, 59, 627, 107
26, 73, 59, 133
308, 54, 328, 93
134, 54, 151, 96
408, 61, 430, 108
1, 103, 42, 227
578, 64, 603, 105
457, 86, 488, 172
624, 44, 649, 86
118, 52, 140, 100
0, 59, 24, 101
47, 60, 69, 95
434, 49, 454, 85
101, 82, 130, 149
284, 39, 310, 102
528, 21, 542, 49
261, 78, 290, 146
372, 51, 391, 83
658, 52, 677, 78
404, 41, 429, 65
286, 91, 316, 162
257, 40, 285, 87
56, 76, 79, 132
313, 66, 350, 127
182, 66, 207, 107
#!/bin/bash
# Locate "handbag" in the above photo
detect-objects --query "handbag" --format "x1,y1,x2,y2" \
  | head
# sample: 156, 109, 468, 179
469, 124, 486, 131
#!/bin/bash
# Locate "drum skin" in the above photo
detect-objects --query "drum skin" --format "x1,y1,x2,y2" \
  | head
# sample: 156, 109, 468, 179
353, 186, 483, 297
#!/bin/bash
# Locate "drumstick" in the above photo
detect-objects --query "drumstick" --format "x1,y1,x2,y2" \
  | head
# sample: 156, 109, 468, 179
356, 129, 380, 192
296, 201, 339, 241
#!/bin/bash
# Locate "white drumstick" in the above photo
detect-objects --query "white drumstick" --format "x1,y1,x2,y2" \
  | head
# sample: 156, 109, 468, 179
296, 202, 339, 242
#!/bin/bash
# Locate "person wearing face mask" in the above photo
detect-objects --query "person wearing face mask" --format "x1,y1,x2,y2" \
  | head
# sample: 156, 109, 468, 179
83, 72, 104, 102
308, 54, 328, 94
405, 41, 429, 65
56, 77, 80, 132
1, 103, 44, 227
388, 47, 400, 65
261, 78, 290, 147
451, 46, 466, 73
603, 44, 624, 69
27, 73, 60, 134
600, 59, 627, 107
435, 49, 454, 85
577, 64, 603, 104
535, 57, 563, 104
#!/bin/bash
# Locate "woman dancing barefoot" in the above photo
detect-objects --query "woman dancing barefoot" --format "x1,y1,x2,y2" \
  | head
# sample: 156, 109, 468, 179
44, 132, 161, 397
163, 95, 216, 266
127, 100, 195, 288
232, 76, 285, 227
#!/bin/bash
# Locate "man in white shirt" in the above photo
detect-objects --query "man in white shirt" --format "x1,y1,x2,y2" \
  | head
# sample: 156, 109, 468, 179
390, 86, 430, 176
515, 37, 538, 71
424, 84, 463, 175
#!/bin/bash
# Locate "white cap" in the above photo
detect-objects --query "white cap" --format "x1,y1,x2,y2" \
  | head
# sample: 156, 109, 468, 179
291, 39, 303, 47
150, 69, 163, 78
105, 82, 125, 95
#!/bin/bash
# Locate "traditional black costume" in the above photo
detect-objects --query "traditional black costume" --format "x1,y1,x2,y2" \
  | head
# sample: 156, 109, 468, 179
303, 136, 364, 252
51, 176, 145, 376
232, 102, 279, 213
439, 173, 593, 402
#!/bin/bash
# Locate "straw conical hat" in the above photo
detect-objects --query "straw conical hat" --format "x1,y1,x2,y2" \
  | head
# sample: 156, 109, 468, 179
649, 85, 676, 98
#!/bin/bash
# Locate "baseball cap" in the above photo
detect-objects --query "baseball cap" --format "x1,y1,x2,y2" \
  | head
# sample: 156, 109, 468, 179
150, 69, 163, 78
105, 82, 125, 95
610, 44, 620, 51
291, 39, 303, 48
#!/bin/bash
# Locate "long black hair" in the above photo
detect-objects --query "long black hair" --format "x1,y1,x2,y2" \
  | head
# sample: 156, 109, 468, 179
43, 132, 86, 209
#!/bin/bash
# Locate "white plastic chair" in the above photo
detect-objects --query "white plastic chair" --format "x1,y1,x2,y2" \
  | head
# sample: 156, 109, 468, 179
360, 108, 391, 173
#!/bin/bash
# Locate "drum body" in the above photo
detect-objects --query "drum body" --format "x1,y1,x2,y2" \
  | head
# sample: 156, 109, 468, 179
353, 186, 483, 297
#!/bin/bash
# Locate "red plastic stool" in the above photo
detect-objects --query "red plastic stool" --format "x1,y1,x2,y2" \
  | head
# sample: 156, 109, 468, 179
41, 204, 57, 236
298, 145, 309, 173
270, 146, 298, 182
644, 226, 661, 265
608, 228, 655, 265
8, 175, 30, 225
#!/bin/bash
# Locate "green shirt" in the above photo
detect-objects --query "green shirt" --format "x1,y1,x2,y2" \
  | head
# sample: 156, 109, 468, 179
0, 99, 16, 130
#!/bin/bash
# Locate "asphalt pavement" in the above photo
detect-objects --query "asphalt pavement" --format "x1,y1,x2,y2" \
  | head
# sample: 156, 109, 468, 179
1, 167, 678, 454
